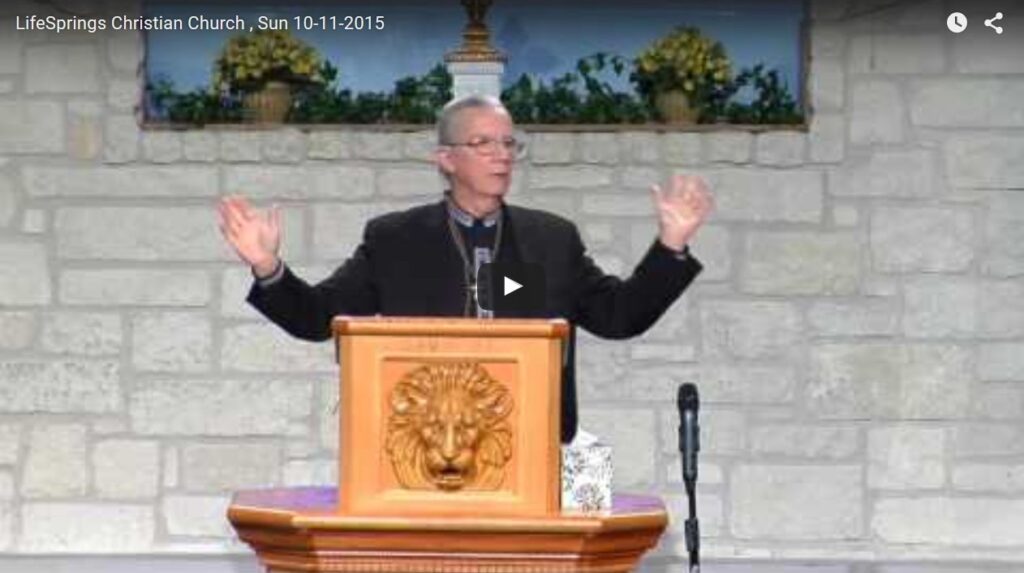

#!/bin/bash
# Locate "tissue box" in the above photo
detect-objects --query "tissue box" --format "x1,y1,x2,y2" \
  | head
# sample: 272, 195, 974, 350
561, 442, 613, 511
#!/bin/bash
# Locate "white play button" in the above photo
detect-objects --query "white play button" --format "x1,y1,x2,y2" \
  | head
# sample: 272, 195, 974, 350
477, 263, 544, 312
503, 276, 523, 296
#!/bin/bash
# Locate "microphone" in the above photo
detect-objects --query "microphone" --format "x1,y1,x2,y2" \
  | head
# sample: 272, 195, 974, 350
677, 383, 700, 573
678, 383, 700, 484
473, 247, 493, 318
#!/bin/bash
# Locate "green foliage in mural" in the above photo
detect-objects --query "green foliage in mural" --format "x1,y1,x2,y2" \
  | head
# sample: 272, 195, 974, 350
501, 53, 651, 124
287, 62, 453, 124
697, 64, 801, 124
148, 77, 243, 124
146, 53, 801, 126
147, 63, 453, 126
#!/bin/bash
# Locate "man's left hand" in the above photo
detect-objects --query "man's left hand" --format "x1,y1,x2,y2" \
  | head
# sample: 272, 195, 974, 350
652, 174, 714, 252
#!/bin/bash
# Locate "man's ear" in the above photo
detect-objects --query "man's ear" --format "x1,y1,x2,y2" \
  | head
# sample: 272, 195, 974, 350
435, 147, 456, 176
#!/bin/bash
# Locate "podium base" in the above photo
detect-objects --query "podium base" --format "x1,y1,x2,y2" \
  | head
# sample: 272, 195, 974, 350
228, 487, 667, 573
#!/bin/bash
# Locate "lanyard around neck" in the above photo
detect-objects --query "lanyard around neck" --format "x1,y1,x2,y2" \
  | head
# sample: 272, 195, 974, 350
445, 203, 504, 317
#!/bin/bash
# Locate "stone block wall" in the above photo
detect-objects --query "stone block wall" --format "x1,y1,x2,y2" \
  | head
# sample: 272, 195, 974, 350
1, 0, 1023, 567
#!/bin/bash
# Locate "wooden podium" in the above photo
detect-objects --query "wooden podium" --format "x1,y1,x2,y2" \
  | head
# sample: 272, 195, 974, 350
228, 317, 667, 572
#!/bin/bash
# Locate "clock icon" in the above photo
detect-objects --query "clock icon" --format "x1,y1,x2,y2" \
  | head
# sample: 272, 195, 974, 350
947, 11, 968, 33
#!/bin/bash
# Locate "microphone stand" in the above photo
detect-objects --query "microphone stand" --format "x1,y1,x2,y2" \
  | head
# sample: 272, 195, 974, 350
678, 384, 701, 573
684, 472, 700, 573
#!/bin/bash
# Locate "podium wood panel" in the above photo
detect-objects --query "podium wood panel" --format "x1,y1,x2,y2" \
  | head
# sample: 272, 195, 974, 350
229, 487, 668, 573
333, 317, 567, 518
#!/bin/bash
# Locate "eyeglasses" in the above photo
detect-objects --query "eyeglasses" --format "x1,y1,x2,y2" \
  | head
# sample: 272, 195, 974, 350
444, 136, 527, 159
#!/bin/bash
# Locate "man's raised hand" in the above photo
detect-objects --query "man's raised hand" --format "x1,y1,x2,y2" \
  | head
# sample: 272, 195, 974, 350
651, 174, 714, 252
217, 195, 281, 278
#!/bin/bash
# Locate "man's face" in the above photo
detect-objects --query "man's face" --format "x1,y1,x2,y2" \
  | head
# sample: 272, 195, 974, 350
437, 106, 517, 200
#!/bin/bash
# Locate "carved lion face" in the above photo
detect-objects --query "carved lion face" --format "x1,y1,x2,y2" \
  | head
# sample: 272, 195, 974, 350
386, 362, 513, 491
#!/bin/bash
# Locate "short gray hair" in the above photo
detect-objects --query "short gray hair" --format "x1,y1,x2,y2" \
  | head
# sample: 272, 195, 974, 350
437, 94, 508, 145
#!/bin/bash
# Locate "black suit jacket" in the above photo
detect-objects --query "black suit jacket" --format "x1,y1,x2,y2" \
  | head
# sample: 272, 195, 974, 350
248, 199, 702, 443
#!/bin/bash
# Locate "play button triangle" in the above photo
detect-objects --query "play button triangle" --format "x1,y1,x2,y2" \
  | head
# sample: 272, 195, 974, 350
504, 276, 523, 296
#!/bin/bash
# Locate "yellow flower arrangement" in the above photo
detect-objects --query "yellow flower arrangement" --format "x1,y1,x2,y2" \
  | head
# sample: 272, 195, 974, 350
212, 30, 325, 93
631, 26, 732, 105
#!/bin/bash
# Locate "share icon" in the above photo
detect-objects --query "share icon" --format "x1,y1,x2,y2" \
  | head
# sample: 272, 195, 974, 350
985, 12, 1004, 34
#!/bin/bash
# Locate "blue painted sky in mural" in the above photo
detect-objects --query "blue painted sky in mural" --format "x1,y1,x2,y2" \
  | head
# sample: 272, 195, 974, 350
146, 0, 803, 104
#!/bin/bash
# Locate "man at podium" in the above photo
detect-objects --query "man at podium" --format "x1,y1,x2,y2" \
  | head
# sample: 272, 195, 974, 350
218, 94, 713, 443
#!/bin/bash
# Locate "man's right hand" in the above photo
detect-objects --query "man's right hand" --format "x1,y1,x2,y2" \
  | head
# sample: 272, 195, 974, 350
217, 195, 281, 278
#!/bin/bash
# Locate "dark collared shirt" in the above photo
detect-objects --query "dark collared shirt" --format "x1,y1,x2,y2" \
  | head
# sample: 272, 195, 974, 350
445, 193, 500, 318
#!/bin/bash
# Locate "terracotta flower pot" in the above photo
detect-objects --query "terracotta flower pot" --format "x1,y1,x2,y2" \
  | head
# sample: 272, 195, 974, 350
654, 90, 698, 124
242, 80, 293, 124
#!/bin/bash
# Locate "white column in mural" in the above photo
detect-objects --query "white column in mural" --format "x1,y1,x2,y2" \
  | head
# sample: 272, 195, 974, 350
445, 0, 506, 100
447, 61, 505, 99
